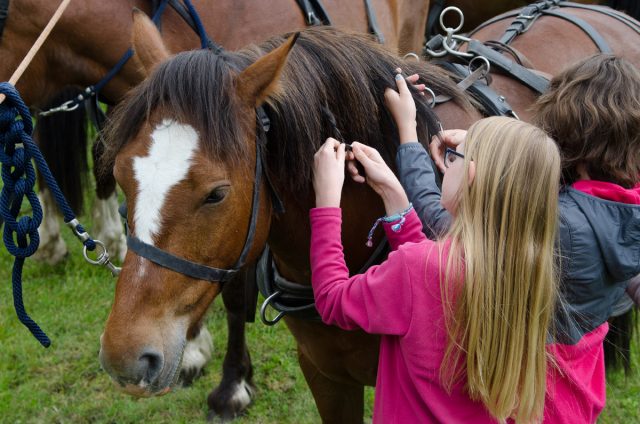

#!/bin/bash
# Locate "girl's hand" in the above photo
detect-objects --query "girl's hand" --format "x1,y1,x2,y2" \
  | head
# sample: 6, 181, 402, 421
313, 138, 346, 207
346, 142, 409, 215
430, 129, 467, 173
385, 68, 418, 144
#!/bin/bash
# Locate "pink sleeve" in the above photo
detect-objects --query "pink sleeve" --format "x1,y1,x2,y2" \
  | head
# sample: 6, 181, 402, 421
310, 207, 419, 335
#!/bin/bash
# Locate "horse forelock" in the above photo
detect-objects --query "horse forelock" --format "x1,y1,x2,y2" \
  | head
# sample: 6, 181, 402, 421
103, 27, 470, 196
103, 49, 253, 178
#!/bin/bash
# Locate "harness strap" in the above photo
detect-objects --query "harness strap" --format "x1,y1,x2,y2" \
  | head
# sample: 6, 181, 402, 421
257, 237, 389, 324
426, 0, 445, 37
540, 9, 612, 53
436, 61, 517, 117
364, 0, 385, 44
467, 39, 550, 94
295, 0, 331, 25
0, 0, 9, 39
560, 2, 640, 35
498, 0, 562, 45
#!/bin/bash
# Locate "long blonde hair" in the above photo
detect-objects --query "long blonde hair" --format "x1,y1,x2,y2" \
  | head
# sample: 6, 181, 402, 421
440, 117, 561, 422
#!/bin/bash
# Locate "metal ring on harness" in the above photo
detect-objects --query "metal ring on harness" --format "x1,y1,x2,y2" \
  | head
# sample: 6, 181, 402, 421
260, 291, 286, 326
424, 87, 436, 108
468, 55, 491, 78
403, 52, 420, 62
439, 6, 465, 33
443, 32, 473, 58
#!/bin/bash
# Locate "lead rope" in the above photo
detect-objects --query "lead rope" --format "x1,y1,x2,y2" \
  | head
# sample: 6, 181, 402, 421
0, 0, 120, 347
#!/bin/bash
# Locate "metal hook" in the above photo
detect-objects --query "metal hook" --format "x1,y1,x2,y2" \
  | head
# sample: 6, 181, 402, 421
83, 240, 121, 276
260, 291, 286, 326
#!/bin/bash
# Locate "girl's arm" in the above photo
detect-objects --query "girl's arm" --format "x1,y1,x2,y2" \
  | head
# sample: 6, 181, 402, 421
385, 71, 455, 239
310, 207, 424, 334
396, 143, 452, 239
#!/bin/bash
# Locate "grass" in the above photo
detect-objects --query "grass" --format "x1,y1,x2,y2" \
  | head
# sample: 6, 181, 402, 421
0, 187, 637, 423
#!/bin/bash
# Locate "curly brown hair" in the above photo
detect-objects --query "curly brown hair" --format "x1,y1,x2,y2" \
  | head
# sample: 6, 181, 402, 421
533, 54, 640, 188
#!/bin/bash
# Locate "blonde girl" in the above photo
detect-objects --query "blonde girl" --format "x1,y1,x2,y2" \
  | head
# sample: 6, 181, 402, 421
311, 74, 561, 422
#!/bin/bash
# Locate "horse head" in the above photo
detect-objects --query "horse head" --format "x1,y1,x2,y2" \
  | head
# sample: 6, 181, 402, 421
98, 10, 295, 396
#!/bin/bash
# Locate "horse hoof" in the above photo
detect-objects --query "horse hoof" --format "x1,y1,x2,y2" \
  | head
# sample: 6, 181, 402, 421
178, 327, 213, 387
32, 234, 68, 265
207, 379, 255, 422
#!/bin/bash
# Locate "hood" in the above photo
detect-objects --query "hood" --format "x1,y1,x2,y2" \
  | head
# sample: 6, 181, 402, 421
566, 187, 640, 282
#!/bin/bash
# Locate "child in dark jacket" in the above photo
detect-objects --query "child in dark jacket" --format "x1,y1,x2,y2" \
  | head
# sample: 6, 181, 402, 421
396, 54, 640, 422
312, 74, 562, 422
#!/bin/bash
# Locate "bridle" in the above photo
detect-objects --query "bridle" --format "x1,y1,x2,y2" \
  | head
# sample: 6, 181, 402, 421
125, 107, 284, 286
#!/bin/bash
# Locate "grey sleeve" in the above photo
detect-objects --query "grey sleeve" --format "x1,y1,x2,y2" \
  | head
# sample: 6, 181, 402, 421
396, 143, 451, 240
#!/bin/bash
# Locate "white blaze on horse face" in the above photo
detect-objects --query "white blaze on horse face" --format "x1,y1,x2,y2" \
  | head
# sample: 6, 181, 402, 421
133, 119, 199, 245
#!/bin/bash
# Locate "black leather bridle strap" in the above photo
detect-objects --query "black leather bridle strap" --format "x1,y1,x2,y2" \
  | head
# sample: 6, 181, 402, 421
127, 235, 238, 282
0, 0, 10, 40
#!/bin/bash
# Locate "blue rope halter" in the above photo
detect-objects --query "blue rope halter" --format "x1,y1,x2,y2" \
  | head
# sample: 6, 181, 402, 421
0, 83, 101, 347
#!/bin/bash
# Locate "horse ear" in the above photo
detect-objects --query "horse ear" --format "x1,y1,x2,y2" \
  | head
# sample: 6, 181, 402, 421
236, 33, 299, 107
132, 8, 171, 75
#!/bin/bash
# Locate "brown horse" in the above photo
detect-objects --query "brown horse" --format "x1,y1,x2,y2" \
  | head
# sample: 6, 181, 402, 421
1, 0, 430, 419
0, 0, 429, 265
98, 5, 640, 423
427, 0, 640, 35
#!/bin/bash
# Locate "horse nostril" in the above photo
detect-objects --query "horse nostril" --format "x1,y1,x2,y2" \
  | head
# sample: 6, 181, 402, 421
138, 349, 164, 383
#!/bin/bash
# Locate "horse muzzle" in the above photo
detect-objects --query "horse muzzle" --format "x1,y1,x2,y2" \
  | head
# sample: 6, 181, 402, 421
99, 334, 184, 397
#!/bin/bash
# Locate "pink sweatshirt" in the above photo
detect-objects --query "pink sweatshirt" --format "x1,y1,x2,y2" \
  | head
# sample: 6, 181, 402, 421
310, 205, 621, 423
311, 208, 497, 423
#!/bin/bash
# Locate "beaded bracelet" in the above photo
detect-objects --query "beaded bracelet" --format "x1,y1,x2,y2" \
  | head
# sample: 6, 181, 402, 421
365, 203, 414, 247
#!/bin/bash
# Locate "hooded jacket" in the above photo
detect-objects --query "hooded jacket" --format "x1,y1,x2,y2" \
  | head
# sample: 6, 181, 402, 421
396, 142, 640, 422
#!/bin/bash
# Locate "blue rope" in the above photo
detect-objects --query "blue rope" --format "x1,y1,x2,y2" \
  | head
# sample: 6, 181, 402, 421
182, 0, 221, 52
0, 83, 97, 347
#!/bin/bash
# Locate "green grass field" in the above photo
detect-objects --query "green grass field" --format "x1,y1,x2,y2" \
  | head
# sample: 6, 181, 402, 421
0, 197, 638, 423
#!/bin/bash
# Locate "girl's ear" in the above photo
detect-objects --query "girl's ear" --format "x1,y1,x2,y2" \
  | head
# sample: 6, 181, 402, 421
468, 161, 476, 186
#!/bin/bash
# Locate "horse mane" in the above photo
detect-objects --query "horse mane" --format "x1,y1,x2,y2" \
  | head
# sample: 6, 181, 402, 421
103, 27, 472, 194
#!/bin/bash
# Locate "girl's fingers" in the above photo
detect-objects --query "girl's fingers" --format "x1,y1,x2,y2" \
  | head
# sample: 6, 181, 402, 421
336, 142, 346, 162
406, 73, 419, 84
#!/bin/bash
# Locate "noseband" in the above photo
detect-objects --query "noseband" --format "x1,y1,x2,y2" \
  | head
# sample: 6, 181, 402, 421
125, 107, 283, 285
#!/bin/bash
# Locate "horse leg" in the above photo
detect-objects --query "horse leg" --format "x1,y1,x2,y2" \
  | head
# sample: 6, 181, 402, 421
91, 139, 127, 263
33, 188, 68, 264
180, 323, 214, 386
297, 347, 365, 424
207, 265, 255, 421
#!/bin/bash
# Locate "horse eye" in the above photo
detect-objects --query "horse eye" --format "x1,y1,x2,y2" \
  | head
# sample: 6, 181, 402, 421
204, 186, 229, 204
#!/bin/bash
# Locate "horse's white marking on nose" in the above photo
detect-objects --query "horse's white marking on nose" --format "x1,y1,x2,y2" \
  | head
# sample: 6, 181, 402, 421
133, 119, 199, 245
